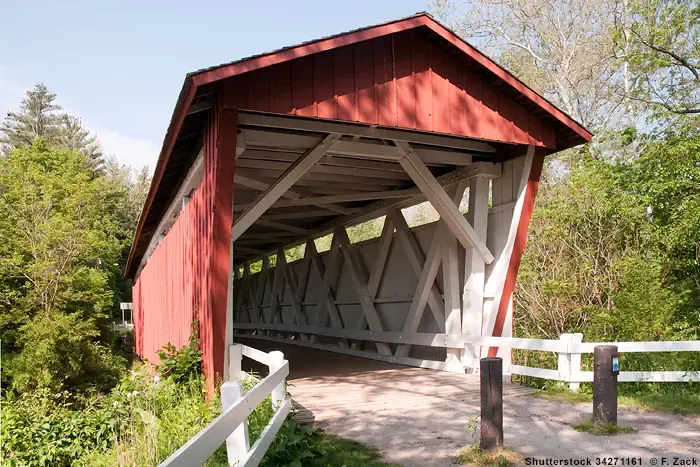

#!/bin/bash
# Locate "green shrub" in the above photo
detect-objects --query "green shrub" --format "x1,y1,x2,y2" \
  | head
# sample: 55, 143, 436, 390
110, 327, 135, 363
78, 373, 224, 467
155, 321, 202, 384
1, 388, 126, 466
5, 310, 126, 394
260, 419, 324, 467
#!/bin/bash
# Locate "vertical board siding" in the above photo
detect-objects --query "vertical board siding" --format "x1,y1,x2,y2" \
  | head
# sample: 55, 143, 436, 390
133, 185, 206, 365
133, 108, 237, 394
223, 30, 556, 148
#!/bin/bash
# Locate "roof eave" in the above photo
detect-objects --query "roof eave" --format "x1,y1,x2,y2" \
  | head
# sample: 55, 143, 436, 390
126, 12, 593, 278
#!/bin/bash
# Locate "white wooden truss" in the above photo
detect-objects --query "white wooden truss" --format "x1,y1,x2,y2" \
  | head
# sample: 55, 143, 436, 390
230, 137, 534, 372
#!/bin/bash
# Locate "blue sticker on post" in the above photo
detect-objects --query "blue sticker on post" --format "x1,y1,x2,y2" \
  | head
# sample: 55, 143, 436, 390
612, 357, 620, 372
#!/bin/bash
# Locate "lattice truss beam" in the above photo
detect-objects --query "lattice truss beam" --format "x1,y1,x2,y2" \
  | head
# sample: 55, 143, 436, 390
220, 113, 536, 372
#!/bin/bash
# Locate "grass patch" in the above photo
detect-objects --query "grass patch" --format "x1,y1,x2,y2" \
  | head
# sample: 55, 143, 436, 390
573, 419, 636, 435
619, 392, 700, 415
314, 434, 402, 467
533, 387, 700, 415
533, 388, 592, 404
458, 445, 523, 467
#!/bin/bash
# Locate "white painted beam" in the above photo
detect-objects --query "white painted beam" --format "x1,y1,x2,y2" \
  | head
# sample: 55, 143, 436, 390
462, 175, 490, 364
232, 134, 340, 241
236, 158, 411, 180
234, 173, 354, 216
268, 190, 415, 207
238, 111, 497, 153
261, 210, 337, 221
395, 141, 495, 264
441, 183, 466, 372
233, 163, 500, 268
234, 323, 466, 348
254, 219, 309, 235
236, 162, 500, 210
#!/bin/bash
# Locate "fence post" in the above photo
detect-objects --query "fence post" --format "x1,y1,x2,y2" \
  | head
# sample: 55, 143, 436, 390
593, 345, 618, 425
268, 350, 286, 410
229, 343, 242, 382
557, 334, 573, 385
480, 357, 504, 451
221, 381, 250, 465
569, 333, 583, 391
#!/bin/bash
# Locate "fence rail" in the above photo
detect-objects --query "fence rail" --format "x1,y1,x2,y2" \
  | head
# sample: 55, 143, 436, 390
160, 344, 290, 467
462, 334, 700, 389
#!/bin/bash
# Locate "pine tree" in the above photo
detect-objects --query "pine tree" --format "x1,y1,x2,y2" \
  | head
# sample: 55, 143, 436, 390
58, 114, 104, 171
1, 84, 105, 170
0, 83, 62, 153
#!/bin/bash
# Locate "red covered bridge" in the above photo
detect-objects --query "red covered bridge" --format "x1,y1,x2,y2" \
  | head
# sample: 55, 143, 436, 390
126, 12, 591, 394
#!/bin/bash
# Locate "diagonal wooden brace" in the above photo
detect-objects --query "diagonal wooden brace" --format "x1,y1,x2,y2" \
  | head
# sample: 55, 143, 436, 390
394, 140, 494, 264
232, 133, 341, 241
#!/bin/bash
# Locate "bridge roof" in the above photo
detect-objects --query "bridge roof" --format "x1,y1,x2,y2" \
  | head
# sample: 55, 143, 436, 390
126, 12, 592, 278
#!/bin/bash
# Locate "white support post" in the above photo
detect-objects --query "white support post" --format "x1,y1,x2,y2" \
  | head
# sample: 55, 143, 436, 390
462, 175, 490, 372
224, 234, 235, 375
268, 351, 286, 410
441, 183, 466, 373
557, 333, 579, 389
229, 344, 243, 381
221, 380, 249, 466
569, 333, 583, 391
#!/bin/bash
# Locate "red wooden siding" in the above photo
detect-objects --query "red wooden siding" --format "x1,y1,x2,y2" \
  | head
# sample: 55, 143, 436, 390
224, 30, 556, 148
133, 184, 206, 364
133, 108, 237, 393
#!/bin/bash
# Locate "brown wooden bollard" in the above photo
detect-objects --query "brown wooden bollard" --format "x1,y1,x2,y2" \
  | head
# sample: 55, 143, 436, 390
592, 345, 618, 425
480, 357, 503, 451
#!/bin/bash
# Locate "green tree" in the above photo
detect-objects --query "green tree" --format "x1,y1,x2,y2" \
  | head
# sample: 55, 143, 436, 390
618, 0, 699, 115
58, 114, 104, 172
1, 83, 105, 171
622, 117, 700, 333
0, 141, 125, 393
0, 83, 62, 152
101, 157, 151, 311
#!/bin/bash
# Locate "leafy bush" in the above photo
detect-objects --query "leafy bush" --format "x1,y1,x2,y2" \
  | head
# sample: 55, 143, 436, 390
79, 372, 224, 467
260, 419, 324, 467
110, 327, 135, 363
1, 339, 393, 467
5, 310, 125, 394
1, 388, 126, 466
155, 321, 202, 384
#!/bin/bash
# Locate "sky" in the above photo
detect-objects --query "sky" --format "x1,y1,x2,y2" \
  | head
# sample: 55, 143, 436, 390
0, 0, 428, 171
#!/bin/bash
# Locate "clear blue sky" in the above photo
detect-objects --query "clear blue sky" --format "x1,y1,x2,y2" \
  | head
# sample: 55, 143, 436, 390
0, 0, 428, 170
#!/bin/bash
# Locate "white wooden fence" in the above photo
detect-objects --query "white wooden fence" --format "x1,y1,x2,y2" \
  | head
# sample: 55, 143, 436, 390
160, 344, 291, 467
463, 334, 700, 390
